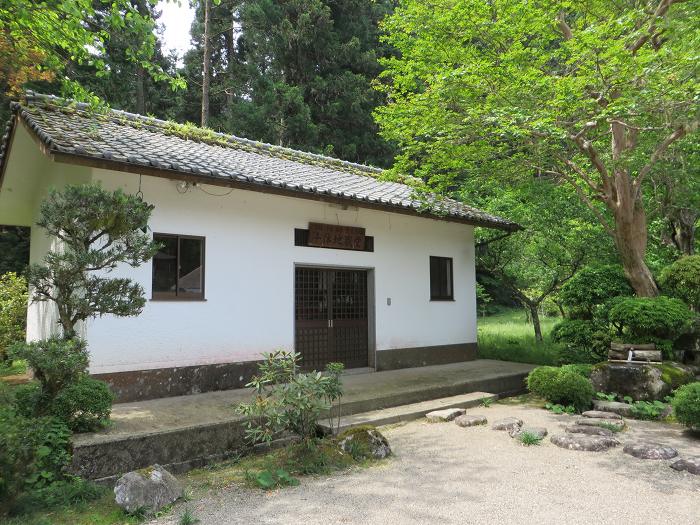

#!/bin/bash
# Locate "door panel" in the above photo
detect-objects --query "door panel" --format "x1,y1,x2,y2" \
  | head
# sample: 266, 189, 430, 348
295, 267, 369, 370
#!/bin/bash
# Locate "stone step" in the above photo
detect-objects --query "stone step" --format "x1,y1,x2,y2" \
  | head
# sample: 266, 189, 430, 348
318, 391, 497, 434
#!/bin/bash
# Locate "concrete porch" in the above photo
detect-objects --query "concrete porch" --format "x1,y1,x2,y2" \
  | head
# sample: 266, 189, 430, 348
71, 359, 534, 483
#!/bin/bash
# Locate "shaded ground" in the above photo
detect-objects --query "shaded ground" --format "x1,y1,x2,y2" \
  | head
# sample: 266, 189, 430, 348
152, 402, 700, 525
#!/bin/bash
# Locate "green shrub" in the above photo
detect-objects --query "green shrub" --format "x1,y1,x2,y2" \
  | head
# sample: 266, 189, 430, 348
548, 370, 594, 412
0, 273, 28, 363
0, 408, 72, 516
526, 366, 559, 399
50, 377, 114, 432
672, 382, 700, 429
237, 350, 344, 444
9, 337, 89, 399
527, 366, 593, 412
12, 382, 44, 418
607, 296, 694, 354
559, 265, 632, 319
659, 255, 700, 311
552, 318, 610, 364
560, 364, 593, 378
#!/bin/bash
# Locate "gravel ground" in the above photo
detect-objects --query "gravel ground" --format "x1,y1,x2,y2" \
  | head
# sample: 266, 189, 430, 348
153, 402, 700, 525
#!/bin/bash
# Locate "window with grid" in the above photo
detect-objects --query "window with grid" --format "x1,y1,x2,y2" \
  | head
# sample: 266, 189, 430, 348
430, 256, 453, 301
152, 234, 205, 300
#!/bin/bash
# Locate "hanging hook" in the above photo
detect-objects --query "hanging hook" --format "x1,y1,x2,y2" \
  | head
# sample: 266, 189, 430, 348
136, 174, 144, 200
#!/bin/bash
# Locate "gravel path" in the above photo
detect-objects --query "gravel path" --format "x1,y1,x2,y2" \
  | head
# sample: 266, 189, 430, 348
153, 403, 700, 525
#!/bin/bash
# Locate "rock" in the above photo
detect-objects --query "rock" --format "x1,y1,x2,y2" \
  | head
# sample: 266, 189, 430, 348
454, 414, 487, 427
338, 427, 392, 459
592, 400, 634, 417
114, 465, 182, 515
623, 442, 679, 460
575, 418, 625, 431
550, 434, 620, 452
590, 362, 693, 401
491, 417, 523, 432
426, 408, 466, 422
582, 410, 623, 420
670, 457, 700, 475
565, 424, 614, 437
510, 426, 548, 440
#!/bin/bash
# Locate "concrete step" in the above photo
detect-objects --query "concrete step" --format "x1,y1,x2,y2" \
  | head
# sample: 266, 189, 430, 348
319, 391, 497, 434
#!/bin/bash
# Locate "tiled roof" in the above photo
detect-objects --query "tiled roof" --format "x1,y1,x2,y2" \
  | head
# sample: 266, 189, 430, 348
0, 92, 518, 230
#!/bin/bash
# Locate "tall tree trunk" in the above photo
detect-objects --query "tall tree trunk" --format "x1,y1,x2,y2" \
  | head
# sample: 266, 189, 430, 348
201, 0, 212, 127
528, 303, 543, 342
135, 65, 146, 114
670, 209, 697, 255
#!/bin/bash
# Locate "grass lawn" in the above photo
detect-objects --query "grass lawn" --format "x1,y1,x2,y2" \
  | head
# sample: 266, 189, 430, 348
477, 308, 561, 366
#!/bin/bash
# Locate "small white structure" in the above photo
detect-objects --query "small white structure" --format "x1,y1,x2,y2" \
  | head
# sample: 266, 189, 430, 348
0, 93, 517, 401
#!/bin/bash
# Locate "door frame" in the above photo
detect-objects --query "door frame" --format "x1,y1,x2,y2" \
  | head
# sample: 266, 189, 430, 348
293, 263, 376, 370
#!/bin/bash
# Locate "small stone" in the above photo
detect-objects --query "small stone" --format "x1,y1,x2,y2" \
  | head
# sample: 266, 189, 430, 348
670, 457, 700, 475
575, 418, 625, 431
565, 424, 614, 437
592, 400, 634, 417
510, 426, 547, 439
582, 410, 623, 420
623, 442, 679, 460
114, 465, 182, 515
550, 434, 620, 452
426, 408, 466, 423
491, 417, 523, 432
454, 414, 487, 427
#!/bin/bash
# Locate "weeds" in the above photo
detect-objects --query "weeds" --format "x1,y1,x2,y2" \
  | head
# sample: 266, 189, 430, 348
518, 431, 543, 446
598, 422, 622, 433
545, 403, 576, 415
480, 397, 493, 408
179, 507, 200, 525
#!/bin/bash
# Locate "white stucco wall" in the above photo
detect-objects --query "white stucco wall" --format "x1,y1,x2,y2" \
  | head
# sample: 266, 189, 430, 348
2, 128, 477, 374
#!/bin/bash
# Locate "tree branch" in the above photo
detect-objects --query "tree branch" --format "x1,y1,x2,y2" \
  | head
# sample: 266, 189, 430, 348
628, 0, 677, 53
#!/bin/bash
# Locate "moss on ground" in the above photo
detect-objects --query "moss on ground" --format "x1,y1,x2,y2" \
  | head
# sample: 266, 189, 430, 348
655, 363, 693, 389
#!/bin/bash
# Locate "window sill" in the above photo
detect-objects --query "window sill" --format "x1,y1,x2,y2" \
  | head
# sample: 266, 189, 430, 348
430, 298, 455, 302
150, 297, 207, 302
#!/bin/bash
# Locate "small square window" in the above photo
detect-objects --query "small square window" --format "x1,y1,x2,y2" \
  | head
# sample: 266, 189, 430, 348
430, 256, 453, 301
152, 234, 205, 300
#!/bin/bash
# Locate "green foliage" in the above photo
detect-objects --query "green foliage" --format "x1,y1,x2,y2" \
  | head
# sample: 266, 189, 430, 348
596, 392, 617, 402
13, 382, 43, 418
247, 468, 300, 490
0, 408, 72, 516
27, 184, 159, 338
178, 506, 201, 525
237, 350, 344, 444
607, 296, 695, 346
0, 227, 30, 276
517, 431, 543, 446
659, 256, 700, 311
50, 377, 114, 433
598, 422, 622, 434
672, 382, 700, 429
628, 400, 669, 421
544, 403, 575, 415
552, 319, 610, 365
0, 273, 28, 363
10, 338, 89, 399
559, 364, 594, 379
479, 397, 493, 408
559, 265, 633, 319
527, 366, 593, 412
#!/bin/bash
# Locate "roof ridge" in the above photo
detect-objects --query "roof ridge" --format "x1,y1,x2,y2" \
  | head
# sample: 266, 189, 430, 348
22, 91, 385, 177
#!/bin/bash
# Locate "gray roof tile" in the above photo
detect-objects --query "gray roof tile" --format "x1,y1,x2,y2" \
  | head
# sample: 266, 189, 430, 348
0, 92, 519, 230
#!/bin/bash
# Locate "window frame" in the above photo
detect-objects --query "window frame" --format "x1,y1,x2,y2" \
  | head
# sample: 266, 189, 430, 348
151, 232, 206, 301
429, 256, 454, 301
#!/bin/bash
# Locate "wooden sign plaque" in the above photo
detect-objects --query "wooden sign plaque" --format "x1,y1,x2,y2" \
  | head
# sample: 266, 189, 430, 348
307, 222, 366, 251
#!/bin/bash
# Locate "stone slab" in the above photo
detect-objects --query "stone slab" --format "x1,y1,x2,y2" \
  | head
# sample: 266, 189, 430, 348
623, 442, 679, 460
551, 434, 620, 452
670, 457, 700, 475
454, 414, 488, 427
575, 418, 625, 431
426, 408, 467, 422
492, 417, 523, 431
592, 400, 634, 417
582, 410, 623, 420
510, 426, 547, 440
565, 424, 614, 437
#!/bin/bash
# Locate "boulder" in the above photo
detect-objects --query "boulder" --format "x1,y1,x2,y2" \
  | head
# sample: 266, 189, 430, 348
565, 424, 614, 437
510, 426, 548, 440
454, 414, 488, 427
114, 465, 182, 515
338, 426, 392, 459
550, 434, 619, 452
582, 410, 622, 420
491, 417, 523, 432
426, 408, 466, 423
592, 400, 634, 417
670, 457, 700, 475
575, 418, 625, 431
590, 362, 694, 402
623, 442, 679, 460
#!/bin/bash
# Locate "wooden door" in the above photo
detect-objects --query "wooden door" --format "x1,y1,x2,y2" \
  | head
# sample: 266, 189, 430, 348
295, 267, 369, 370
